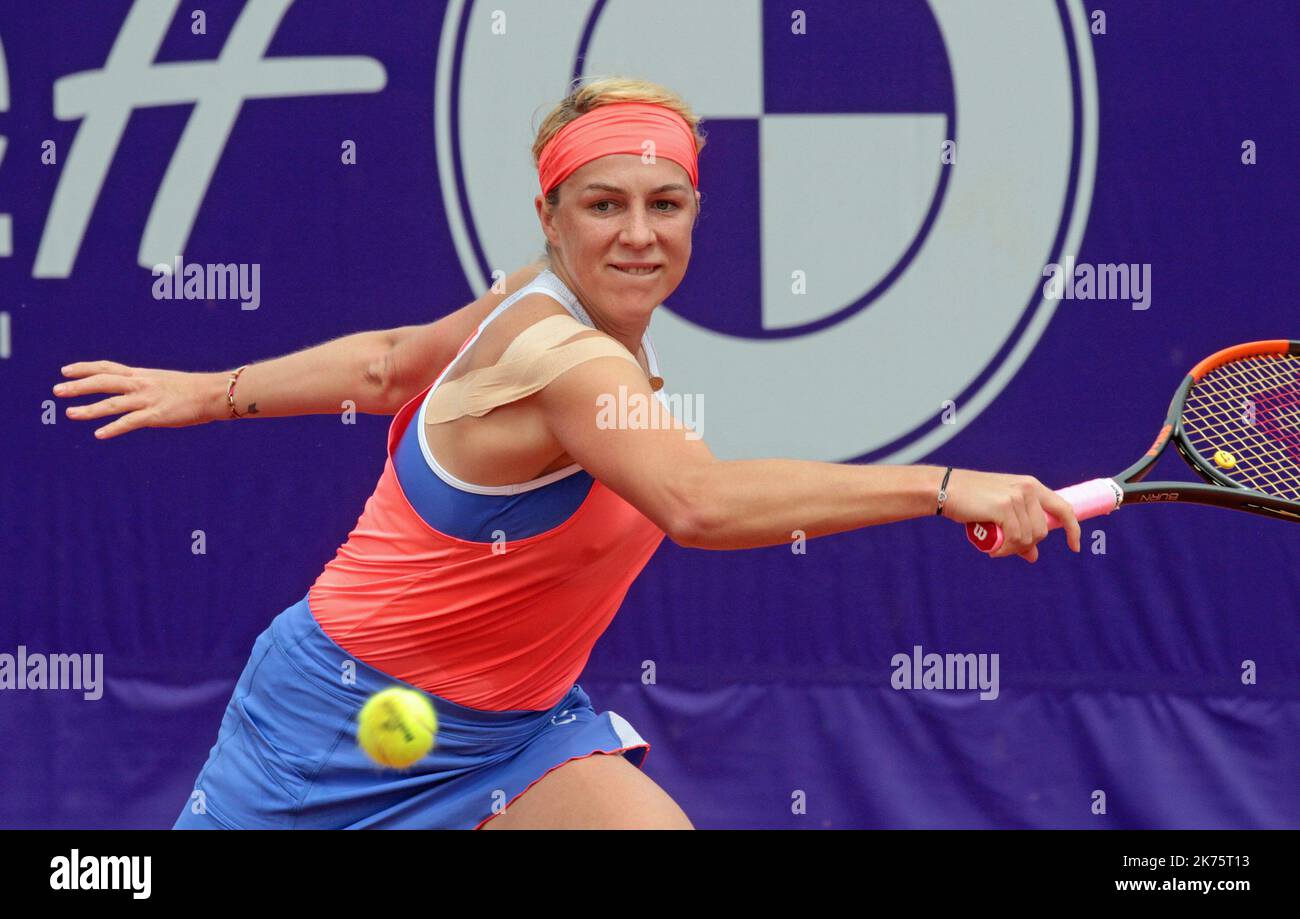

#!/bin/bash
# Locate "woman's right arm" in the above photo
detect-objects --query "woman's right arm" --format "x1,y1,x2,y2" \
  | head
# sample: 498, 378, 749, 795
536, 350, 1081, 563
54, 262, 548, 438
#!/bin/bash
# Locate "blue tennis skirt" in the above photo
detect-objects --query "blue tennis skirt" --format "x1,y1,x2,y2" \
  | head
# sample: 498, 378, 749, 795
173, 593, 649, 829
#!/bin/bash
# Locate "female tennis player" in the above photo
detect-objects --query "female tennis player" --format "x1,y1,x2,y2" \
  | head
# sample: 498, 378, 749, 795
53, 77, 1081, 829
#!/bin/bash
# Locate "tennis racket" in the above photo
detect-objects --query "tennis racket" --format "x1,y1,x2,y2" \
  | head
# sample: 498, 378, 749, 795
967, 339, 1300, 553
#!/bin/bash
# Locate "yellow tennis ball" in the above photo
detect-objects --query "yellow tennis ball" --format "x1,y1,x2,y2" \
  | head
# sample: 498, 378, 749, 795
1213, 449, 1237, 469
357, 687, 438, 769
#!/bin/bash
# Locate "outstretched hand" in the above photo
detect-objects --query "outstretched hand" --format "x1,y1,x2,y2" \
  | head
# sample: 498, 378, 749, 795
53, 361, 225, 440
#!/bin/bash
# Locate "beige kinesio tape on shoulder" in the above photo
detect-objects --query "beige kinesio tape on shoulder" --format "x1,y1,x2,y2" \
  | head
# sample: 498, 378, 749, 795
425, 314, 645, 424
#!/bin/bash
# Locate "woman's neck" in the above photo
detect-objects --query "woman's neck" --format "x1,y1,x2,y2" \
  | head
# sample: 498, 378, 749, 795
547, 261, 649, 356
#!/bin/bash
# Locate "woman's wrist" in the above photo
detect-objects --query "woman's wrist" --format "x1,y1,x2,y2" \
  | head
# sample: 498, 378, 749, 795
207, 369, 239, 422
934, 465, 955, 516
915, 464, 952, 519
899, 464, 950, 519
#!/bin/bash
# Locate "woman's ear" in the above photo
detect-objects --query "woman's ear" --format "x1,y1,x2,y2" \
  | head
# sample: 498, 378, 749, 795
534, 193, 549, 233
536, 192, 564, 249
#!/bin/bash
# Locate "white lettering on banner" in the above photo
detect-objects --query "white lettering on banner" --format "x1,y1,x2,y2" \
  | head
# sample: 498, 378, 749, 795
28, 0, 387, 277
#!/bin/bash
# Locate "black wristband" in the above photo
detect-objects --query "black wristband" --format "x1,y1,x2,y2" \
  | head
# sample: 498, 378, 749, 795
935, 466, 954, 516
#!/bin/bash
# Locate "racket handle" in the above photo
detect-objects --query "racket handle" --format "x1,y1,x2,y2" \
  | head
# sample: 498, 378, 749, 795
965, 478, 1122, 554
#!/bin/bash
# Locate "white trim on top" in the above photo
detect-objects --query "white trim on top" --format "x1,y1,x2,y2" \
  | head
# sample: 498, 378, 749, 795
415, 269, 661, 496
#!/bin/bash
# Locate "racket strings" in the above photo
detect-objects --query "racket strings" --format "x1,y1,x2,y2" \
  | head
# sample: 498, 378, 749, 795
1181, 353, 1300, 500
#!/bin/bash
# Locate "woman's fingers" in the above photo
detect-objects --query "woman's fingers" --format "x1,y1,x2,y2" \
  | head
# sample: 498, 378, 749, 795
993, 483, 1045, 561
1010, 493, 1035, 560
55, 369, 149, 432
60, 361, 134, 379
990, 492, 1028, 559
53, 373, 133, 399
1039, 488, 1082, 552
55, 366, 218, 438
65, 393, 147, 422
90, 409, 155, 440
1013, 480, 1052, 563
1022, 485, 1050, 563
1028, 484, 1051, 535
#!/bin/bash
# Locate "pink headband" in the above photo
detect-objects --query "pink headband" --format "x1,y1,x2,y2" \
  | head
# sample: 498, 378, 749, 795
537, 101, 700, 195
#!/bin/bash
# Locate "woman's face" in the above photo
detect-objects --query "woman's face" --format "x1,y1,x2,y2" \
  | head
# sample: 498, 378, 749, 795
536, 153, 700, 326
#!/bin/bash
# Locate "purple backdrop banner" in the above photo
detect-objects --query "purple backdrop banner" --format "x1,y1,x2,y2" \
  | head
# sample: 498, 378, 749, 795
1, 0, 1297, 828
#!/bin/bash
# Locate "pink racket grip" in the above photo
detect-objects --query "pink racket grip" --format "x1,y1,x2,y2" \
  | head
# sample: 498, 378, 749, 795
965, 478, 1123, 554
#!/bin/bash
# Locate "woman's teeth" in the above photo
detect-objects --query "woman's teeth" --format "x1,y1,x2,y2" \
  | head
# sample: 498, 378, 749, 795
613, 265, 658, 275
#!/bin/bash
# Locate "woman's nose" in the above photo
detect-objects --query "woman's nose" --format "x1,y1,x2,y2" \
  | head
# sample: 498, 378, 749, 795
619, 209, 655, 246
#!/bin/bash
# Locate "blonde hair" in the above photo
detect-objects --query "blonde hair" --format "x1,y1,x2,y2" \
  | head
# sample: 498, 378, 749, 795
531, 76, 707, 264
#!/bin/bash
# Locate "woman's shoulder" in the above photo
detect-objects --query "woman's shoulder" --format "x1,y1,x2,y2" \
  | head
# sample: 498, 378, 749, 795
468, 294, 609, 368
424, 293, 635, 426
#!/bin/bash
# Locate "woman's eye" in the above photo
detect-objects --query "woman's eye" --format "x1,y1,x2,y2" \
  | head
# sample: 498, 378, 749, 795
591, 200, 680, 213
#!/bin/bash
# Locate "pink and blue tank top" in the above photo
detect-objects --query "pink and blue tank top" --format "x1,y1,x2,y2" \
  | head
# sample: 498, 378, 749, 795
308, 270, 668, 711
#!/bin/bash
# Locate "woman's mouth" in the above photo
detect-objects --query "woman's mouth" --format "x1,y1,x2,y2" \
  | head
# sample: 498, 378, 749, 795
610, 264, 661, 277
